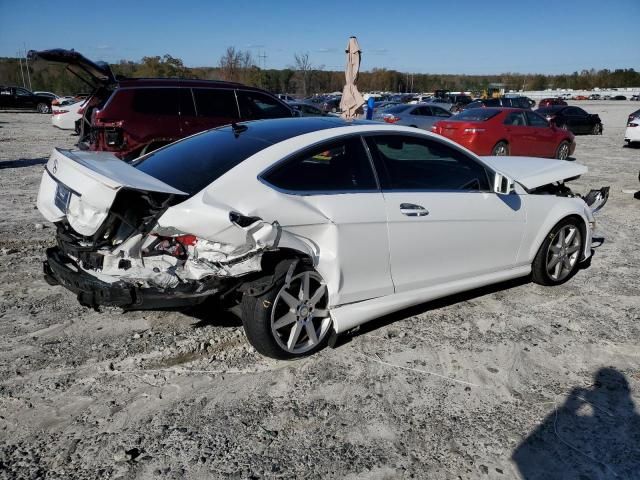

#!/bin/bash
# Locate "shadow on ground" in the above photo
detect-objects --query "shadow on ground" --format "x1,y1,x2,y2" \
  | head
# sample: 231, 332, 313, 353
0, 157, 47, 169
512, 368, 640, 479
334, 276, 530, 347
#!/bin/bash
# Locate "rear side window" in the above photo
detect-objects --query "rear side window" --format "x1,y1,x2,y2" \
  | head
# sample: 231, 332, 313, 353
193, 88, 239, 119
237, 91, 292, 119
367, 135, 490, 191
134, 129, 272, 195
504, 111, 526, 126
263, 136, 377, 193
132, 88, 179, 115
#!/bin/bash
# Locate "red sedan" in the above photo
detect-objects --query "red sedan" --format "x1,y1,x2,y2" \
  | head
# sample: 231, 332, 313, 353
432, 108, 576, 159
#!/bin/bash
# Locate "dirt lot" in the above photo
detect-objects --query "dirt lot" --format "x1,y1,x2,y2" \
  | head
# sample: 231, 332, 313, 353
0, 103, 638, 479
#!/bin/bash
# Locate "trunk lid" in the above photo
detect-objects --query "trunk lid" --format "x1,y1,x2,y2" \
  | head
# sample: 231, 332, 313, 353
28, 49, 117, 88
37, 148, 186, 236
480, 156, 588, 190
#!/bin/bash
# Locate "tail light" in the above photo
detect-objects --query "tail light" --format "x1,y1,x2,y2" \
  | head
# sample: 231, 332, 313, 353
629, 122, 638, 128
51, 110, 69, 116
78, 106, 85, 115
143, 234, 198, 259
463, 128, 485, 134
383, 115, 400, 124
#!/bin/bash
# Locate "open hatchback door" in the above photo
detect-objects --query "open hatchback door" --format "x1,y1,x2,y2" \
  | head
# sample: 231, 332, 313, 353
28, 49, 116, 89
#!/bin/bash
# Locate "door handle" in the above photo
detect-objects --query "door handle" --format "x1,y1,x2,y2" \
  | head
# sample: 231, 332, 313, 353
400, 203, 429, 217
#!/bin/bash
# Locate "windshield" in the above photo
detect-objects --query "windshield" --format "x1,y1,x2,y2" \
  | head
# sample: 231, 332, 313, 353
134, 129, 272, 196
451, 108, 501, 121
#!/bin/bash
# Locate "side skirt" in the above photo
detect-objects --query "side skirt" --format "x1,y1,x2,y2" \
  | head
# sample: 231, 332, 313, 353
330, 265, 532, 334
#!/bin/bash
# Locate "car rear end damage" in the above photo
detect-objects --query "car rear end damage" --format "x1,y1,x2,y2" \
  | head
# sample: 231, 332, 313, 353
37, 148, 286, 309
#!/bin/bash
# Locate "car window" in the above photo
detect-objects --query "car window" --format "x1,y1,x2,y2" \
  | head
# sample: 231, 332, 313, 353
178, 88, 196, 116
412, 106, 431, 116
484, 98, 500, 107
432, 107, 451, 117
526, 111, 549, 127
237, 91, 292, 119
454, 108, 501, 121
192, 88, 238, 119
262, 136, 377, 193
302, 105, 321, 115
16, 88, 31, 96
573, 107, 587, 116
504, 111, 527, 126
564, 107, 580, 115
368, 135, 490, 191
132, 88, 180, 116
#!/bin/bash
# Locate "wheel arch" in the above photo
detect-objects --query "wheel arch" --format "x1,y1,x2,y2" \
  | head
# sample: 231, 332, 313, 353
526, 209, 590, 265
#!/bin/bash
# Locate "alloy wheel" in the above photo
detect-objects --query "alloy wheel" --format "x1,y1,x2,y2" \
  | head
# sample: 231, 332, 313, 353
546, 225, 582, 282
493, 143, 508, 156
270, 271, 331, 355
557, 143, 570, 160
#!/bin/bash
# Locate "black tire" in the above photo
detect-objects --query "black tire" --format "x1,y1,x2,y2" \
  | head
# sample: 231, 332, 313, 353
36, 102, 49, 114
492, 141, 509, 156
531, 217, 584, 286
241, 265, 332, 359
591, 123, 602, 135
555, 141, 571, 160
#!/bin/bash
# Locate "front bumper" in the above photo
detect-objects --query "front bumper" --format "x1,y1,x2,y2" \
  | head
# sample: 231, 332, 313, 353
44, 247, 215, 310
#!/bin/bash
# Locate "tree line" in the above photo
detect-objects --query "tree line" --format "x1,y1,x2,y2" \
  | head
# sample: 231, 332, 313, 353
1, 49, 638, 96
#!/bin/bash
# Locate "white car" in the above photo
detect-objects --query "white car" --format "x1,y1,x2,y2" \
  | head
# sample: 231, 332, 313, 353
51, 99, 85, 130
35, 118, 609, 359
625, 117, 640, 146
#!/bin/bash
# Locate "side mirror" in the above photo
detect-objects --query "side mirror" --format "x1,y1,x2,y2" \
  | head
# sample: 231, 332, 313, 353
493, 172, 515, 195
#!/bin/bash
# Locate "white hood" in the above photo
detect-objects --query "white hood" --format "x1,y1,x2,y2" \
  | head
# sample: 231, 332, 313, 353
480, 156, 588, 190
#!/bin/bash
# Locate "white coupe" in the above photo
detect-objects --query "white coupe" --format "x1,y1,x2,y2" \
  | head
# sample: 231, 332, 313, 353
36, 118, 608, 358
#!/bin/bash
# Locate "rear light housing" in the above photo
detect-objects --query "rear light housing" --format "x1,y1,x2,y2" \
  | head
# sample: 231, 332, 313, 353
629, 122, 638, 128
104, 128, 124, 148
143, 234, 198, 260
383, 115, 400, 124
463, 128, 485, 134
51, 110, 69, 116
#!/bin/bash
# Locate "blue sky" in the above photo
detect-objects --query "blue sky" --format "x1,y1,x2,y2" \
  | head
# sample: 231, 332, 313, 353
1, 0, 638, 74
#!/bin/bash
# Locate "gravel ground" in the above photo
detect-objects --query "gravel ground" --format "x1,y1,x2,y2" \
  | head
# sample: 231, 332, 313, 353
0, 103, 638, 480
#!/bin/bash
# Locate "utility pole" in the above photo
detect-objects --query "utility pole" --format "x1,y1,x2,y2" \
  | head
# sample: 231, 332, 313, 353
18, 51, 26, 88
257, 51, 267, 89
24, 45, 32, 91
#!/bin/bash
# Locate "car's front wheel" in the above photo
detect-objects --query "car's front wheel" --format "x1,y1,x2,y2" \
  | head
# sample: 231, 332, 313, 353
591, 123, 602, 135
555, 141, 571, 160
532, 217, 584, 286
241, 267, 332, 359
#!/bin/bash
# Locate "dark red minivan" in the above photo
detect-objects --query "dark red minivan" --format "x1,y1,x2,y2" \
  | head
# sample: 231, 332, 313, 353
29, 49, 294, 159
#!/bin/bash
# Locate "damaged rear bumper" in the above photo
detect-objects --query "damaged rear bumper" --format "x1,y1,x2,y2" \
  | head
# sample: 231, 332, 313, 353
43, 247, 216, 310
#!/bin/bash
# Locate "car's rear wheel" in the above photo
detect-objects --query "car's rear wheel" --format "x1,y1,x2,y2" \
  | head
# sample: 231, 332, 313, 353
241, 267, 332, 359
555, 141, 571, 160
532, 217, 584, 286
591, 123, 602, 135
492, 141, 509, 156
36, 102, 49, 114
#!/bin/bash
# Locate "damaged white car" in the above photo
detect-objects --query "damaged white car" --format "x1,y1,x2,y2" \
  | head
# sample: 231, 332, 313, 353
36, 117, 609, 358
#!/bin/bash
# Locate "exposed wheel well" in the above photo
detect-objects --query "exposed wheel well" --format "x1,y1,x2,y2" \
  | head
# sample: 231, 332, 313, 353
535, 214, 588, 262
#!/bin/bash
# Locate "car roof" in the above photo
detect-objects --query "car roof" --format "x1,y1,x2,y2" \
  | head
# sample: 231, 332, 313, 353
214, 117, 377, 144
115, 78, 246, 89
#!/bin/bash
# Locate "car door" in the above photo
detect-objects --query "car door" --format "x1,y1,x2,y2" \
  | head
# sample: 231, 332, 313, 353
260, 135, 393, 305
525, 110, 557, 157
15, 88, 36, 109
562, 107, 583, 133
187, 88, 239, 135
365, 134, 525, 293
571, 107, 590, 133
502, 111, 530, 155
130, 87, 181, 146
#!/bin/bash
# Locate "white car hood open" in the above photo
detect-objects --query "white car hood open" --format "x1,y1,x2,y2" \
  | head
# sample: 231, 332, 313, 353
480, 156, 588, 190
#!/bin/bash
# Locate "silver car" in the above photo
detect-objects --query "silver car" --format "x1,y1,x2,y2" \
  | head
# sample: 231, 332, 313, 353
373, 103, 452, 130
